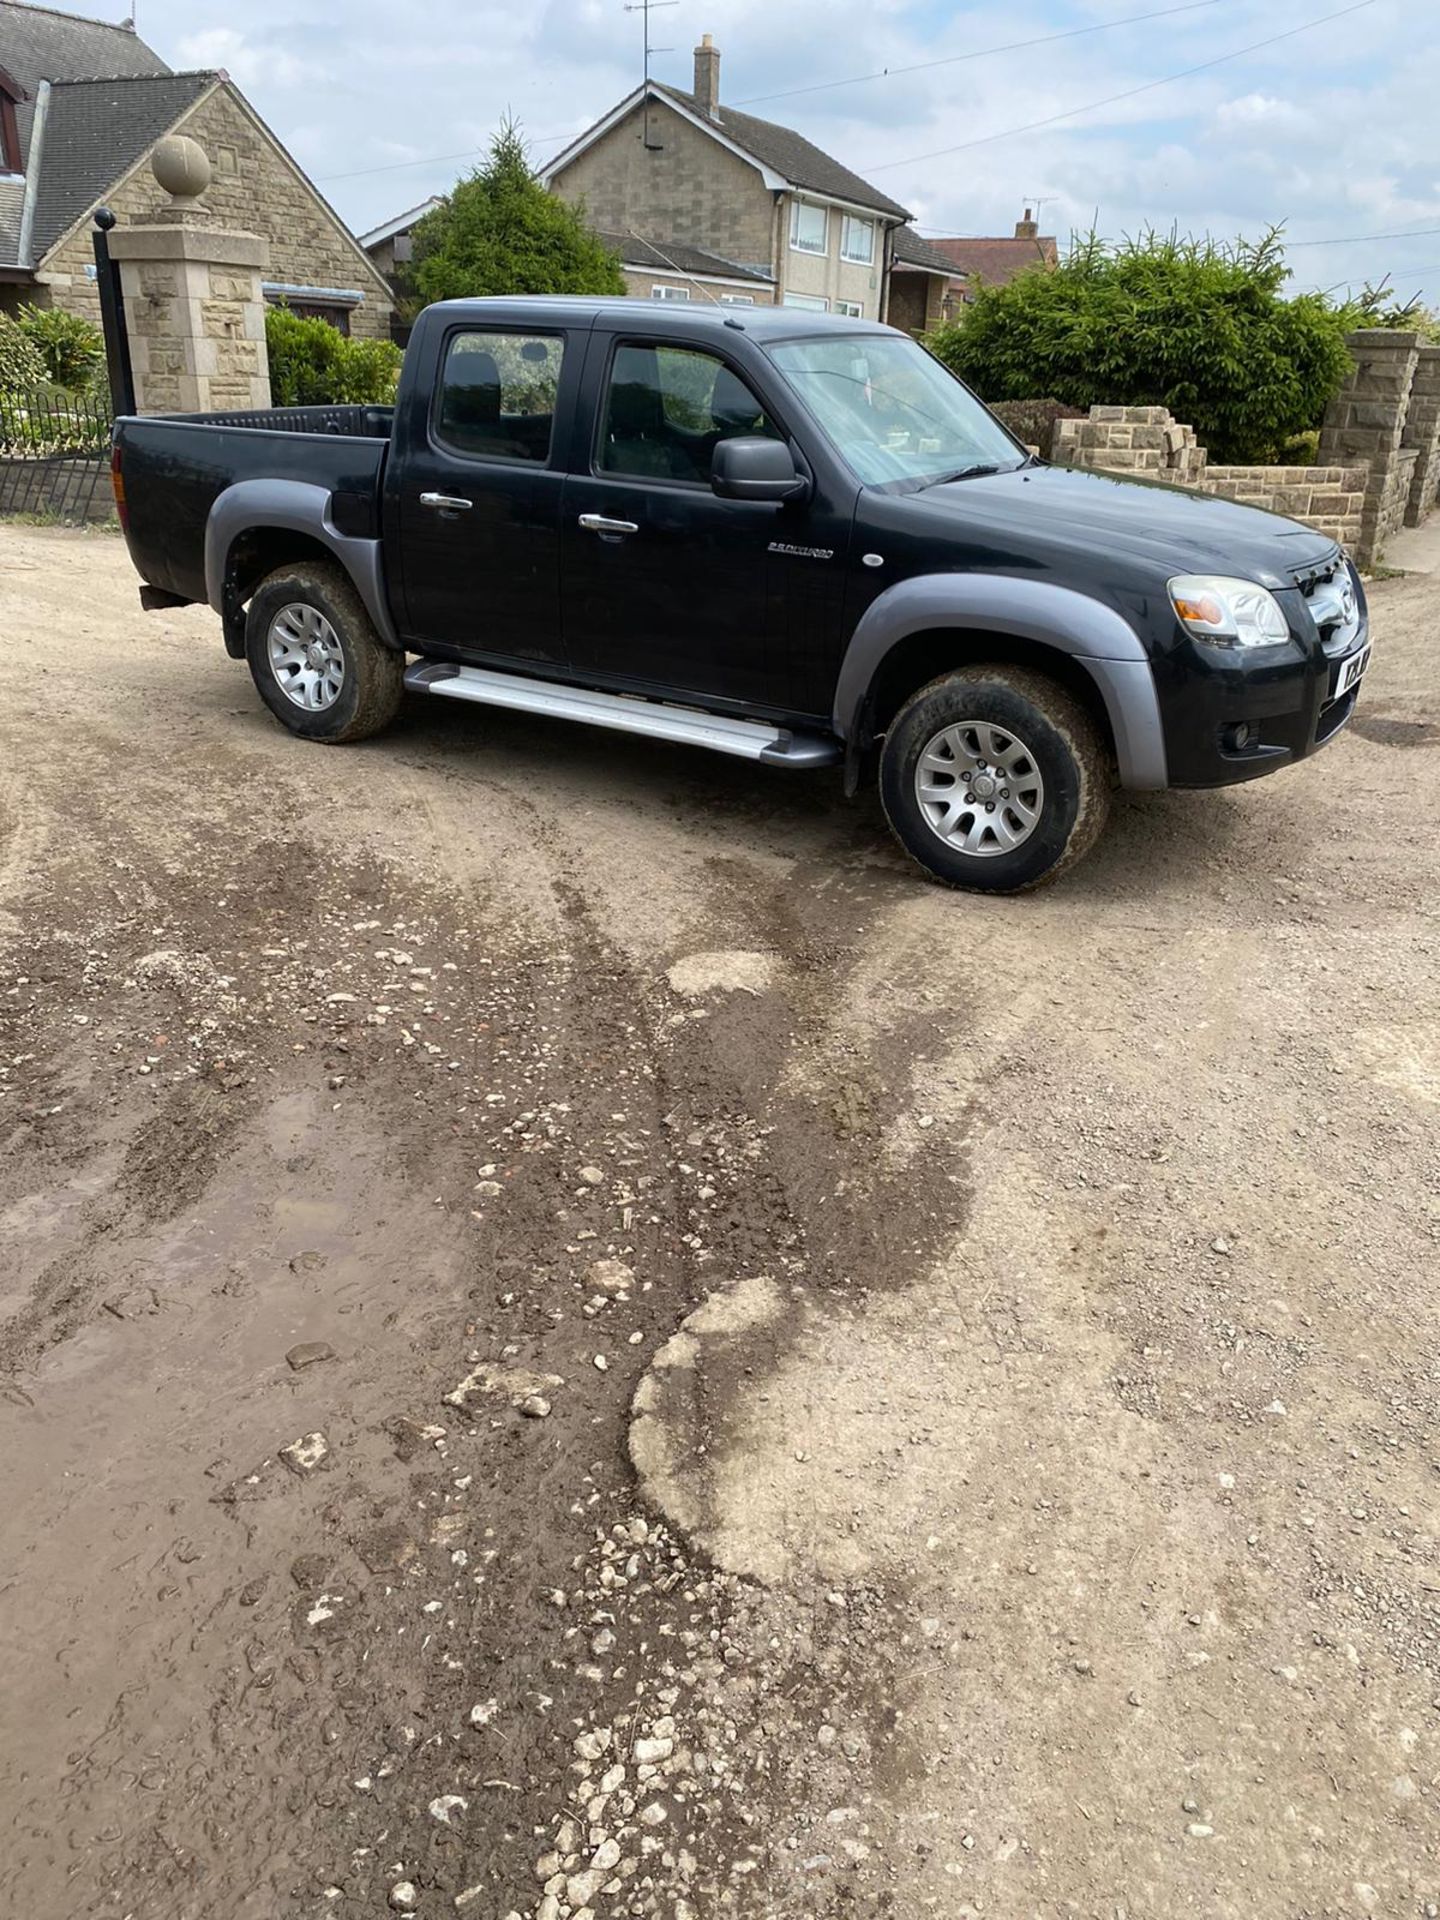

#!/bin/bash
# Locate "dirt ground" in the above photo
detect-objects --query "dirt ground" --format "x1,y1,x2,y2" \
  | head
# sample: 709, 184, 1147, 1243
1, 520, 1437, 1920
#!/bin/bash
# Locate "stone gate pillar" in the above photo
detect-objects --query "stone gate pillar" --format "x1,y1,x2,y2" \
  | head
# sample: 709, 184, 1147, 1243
106, 135, 271, 416
1400, 343, 1440, 527
1317, 329, 1420, 563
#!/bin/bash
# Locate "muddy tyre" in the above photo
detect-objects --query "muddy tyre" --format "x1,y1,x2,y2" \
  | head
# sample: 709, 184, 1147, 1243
879, 666, 1112, 893
245, 561, 403, 744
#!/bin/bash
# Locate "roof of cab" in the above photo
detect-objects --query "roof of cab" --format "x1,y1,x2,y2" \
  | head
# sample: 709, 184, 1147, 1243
424, 296, 903, 339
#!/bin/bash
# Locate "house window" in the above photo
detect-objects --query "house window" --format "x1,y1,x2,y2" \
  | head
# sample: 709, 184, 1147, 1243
434, 330, 565, 464
290, 301, 352, 335
789, 201, 827, 255
783, 293, 829, 313
840, 216, 874, 265
651, 284, 691, 302
836, 300, 864, 318
598, 342, 781, 485
719, 294, 756, 307
0, 68, 26, 176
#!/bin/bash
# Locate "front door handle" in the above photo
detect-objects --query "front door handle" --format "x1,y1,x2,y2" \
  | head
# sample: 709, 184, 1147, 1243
420, 492, 473, 513
578, 513, 639, 536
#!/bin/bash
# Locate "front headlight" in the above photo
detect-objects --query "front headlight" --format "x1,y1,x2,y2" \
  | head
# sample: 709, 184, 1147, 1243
1168, 574, 1291, 648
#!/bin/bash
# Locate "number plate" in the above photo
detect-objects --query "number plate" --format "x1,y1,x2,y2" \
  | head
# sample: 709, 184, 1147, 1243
1334, 645, 1370, 698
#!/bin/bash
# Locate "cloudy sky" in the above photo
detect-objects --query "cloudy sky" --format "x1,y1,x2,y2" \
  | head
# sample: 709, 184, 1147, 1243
52, 0, 1440, 305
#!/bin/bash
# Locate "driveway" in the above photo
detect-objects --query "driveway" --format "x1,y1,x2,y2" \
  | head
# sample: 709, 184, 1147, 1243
1, 521, 1436, 1920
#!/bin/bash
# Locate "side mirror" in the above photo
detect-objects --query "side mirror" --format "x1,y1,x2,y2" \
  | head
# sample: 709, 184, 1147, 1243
711, 436, 810, 503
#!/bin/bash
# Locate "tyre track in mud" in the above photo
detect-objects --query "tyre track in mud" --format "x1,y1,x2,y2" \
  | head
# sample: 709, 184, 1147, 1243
0, 560, 967, 1920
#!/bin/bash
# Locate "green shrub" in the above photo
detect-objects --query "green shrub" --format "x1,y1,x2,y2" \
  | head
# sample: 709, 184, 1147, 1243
1278, 428, 1320, 467
928, 228, 1354, 465
264, 305, 403, 407
16, 304, 104, 388
0, 312, 47, 394
411, 120, 626, 302
983, 396, 1087, 460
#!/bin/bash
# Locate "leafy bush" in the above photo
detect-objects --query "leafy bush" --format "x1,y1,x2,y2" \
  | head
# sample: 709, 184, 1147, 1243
0, 312, 47, 394
412, 120, 626, 303
928, 228, 1354, 464
16, 304, 104, 388
984, 397, 1087, 460
264, 306, 403, 406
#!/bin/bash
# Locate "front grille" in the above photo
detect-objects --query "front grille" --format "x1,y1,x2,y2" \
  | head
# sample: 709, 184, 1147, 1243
1292, 549, 1362, 656
1290, 547, 1344, 595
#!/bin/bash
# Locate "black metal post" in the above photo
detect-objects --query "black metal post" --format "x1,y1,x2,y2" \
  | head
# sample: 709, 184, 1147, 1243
92, 207, 136, 417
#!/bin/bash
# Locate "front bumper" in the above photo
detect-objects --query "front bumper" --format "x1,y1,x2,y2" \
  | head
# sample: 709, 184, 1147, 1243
1153, 568, 1370, 789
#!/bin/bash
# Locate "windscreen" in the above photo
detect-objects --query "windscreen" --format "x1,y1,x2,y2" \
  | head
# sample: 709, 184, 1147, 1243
765, 332, 1024, 490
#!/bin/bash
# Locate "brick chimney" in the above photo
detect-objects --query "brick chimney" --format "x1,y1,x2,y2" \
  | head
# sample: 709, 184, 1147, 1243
1014, 206, 1039, 240
694, 34, 720, 119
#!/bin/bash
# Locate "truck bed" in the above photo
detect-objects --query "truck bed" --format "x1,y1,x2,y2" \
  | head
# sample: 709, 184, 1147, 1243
115, 407, 393, 606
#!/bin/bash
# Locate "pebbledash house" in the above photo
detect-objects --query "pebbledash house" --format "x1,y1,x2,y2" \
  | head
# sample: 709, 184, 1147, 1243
0, 1, 392, 337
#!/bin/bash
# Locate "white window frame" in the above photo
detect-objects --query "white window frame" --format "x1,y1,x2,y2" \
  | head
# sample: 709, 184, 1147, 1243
783, 292, 829, 313
719, 294, 756, 307
789, 200, 828, 256
651, 284, 691, 302
836, 299, 864, 318
840, 216, 874, 265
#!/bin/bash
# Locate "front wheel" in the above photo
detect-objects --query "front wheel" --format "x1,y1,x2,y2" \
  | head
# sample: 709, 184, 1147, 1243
245, 561, 403, 745
879, 666, 1112, 892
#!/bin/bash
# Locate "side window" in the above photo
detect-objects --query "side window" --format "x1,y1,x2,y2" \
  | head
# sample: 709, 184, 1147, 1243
434, 331, 563, 463
598, 343, 781, 486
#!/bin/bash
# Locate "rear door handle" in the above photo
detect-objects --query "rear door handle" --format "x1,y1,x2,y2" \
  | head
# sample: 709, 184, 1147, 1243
578, 513, 639, 535
420, 492, 473, 513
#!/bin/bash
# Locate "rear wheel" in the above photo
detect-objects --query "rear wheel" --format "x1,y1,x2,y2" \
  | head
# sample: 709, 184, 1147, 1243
879, 665, 1112, 892
245, 561, 403, 744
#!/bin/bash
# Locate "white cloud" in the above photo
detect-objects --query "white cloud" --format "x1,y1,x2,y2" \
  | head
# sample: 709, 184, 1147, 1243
175, 26, 315, 89
1215, 92, 1304, 129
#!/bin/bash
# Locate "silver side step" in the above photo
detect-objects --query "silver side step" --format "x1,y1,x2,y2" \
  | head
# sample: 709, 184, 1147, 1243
405, 662, 840, 768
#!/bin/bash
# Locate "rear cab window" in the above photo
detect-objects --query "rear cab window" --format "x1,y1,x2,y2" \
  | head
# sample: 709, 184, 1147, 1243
433, 330, 566, 465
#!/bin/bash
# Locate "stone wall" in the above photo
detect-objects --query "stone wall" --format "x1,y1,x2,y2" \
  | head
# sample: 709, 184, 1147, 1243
1046, 332, 1440, 564
1053, 404, 1370, 557
1201, 464, 1368, 549
36, 82, 393, 341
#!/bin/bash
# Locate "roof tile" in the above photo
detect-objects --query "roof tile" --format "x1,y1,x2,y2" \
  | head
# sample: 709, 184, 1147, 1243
927, 234, 1059, 289
652, 83, 911, 222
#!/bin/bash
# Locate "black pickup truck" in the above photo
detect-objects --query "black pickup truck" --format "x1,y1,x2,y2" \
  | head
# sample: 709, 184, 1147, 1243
115, 297, 1371, 891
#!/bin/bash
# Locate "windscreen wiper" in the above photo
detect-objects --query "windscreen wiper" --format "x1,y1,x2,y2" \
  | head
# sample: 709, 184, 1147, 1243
923, 462, 1004, 487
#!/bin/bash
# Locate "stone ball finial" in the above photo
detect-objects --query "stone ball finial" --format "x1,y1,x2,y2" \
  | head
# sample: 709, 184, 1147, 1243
151, 135, 212, 202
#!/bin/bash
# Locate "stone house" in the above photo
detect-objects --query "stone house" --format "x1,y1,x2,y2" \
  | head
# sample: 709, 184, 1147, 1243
928, 209, 1060, 308
0, 1, 392, 337
358, 195, 442, 289
540, 34, 951, 328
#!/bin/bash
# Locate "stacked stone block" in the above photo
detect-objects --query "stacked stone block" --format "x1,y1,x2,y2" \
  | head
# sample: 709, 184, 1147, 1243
1201, 464, 1367, 549
1051, 405, 1205, 482
1052, 405, 1366, 551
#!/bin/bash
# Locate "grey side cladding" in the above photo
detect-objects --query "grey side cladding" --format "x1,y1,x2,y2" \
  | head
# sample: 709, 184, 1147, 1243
833, 573, 1169, 790
203, 478, 402, 651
